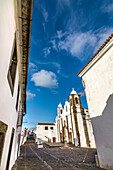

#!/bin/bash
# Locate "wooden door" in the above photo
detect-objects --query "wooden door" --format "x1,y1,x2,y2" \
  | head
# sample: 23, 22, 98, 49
53, 137, 56, 143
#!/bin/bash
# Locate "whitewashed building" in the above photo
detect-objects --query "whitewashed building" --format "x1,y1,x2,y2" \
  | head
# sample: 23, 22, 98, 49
20, 128, 28, 146
35, 123, 56, 143
56, 89, 96, 148
0, 0, 33, 169
77, 34, 113, 169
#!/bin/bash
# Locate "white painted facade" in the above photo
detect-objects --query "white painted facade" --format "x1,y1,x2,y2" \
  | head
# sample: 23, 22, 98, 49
20, 128, 28, 146
83, 108, 96, 148
77, 35, 113, 169
35, 123, 56, 143
56, 89, 96, 148
0, 0, 33, 169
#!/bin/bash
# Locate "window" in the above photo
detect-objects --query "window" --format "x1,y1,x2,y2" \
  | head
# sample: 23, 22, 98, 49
0, 121, 8, 164
50, 127, 54, 130
45, 126, 48, 130
16, 85, 20, 111
61, 110, 62, 114
7, 36, 17, 95
0, 133, 5, 164
75, 97, 79, 104
66, 106, 68, 112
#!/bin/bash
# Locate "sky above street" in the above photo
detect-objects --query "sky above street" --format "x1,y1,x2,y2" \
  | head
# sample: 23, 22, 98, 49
23, 0, 113, 129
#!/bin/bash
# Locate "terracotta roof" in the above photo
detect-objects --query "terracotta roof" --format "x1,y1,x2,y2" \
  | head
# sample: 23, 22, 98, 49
77, 33, 113, 76
37, 123, 55, 126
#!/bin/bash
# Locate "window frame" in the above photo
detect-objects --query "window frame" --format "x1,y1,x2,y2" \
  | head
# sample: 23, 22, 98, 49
45, 126, 48, 130
75, 97, 79, 104
0, 121, 8, 164
7, 34, 17, 96
50, 127, 54, 130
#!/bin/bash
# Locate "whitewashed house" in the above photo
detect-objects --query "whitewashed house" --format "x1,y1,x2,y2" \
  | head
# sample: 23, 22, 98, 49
35, 123, 56, 143
77, 34, 113, 169
20, 128, 28, 146
56, 89, 96, 148
0, 0, 33, 169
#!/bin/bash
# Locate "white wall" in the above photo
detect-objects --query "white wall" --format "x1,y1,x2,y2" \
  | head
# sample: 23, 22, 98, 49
36, 124, 56, 143
0, 0, 20, 169
82, 45, 113, 169
84, 109, 96, 148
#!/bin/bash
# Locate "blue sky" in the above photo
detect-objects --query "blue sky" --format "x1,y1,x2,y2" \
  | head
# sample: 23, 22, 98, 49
23, 0, 113, 129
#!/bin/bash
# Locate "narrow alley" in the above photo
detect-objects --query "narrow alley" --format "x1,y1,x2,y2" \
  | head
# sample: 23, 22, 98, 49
12, 138, 103, 170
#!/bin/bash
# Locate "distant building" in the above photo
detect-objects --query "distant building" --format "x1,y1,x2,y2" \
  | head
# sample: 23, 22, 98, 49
35, 123, 56, 143
20, 128, 28, 146
56, 89, 96, 148
77, 34, 113, 169
0, 0, 33, 169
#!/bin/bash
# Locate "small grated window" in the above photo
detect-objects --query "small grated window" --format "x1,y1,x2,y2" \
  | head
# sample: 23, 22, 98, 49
45, 126, 48, 130
50, 127, 54, 130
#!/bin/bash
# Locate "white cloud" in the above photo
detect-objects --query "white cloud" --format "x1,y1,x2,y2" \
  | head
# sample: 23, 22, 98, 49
36, 61, 61, 70
57, 70, 60, 74
43, 47, 51, 57
36, 61, 61, 75
57, 69, 68, 78
42, 8, 48, 32
29, 62, 37, 69
51, 40, 57, 51
58, 31, 97, 60
31, 70, 58, 88
52, 62, 61, 69
42, 8, 48, 22
101, 3, 113, 13
93, 27, 113, 53
57, 30, 67, 39
29, 62, 37, 72
42, 23, 46, 32
51, 89, 58, 95
79, 90, 85, 97
57, 0, 71, 9
27, 91, 36, 100
59, 73, 68, 78
57, 27, 113, 61
57, 30, 63, 39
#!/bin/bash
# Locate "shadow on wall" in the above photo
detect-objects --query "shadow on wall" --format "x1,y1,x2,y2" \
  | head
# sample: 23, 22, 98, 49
91, 93, 113, 168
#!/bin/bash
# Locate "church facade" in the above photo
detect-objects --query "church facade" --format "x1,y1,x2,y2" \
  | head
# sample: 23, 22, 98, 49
56, 89, 96, 148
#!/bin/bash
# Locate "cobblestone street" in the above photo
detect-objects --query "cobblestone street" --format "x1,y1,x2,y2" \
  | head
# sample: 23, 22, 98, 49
12, 139, 103, 170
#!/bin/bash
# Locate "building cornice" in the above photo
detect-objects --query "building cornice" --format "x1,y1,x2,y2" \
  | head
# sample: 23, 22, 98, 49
16, 0, 33, 114
37, 123, 55, 126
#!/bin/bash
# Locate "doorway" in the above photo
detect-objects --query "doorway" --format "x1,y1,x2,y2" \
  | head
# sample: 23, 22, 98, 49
53, 137, 56, 143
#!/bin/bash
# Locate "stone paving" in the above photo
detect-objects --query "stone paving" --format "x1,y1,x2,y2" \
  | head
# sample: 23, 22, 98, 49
12, 139, 104, 170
